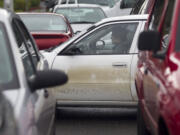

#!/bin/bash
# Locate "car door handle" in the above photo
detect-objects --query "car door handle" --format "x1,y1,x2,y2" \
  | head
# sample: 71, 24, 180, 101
44, 89, 49, 98
112, 63, 127, 67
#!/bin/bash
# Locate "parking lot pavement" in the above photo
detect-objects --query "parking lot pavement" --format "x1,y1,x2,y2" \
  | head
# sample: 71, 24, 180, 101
55, 108, 137, 135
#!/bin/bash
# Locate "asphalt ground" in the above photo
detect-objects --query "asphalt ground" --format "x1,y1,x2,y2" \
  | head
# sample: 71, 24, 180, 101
55, 108, 137, 135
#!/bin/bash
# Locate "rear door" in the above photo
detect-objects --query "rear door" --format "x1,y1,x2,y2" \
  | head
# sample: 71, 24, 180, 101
53, 21, 142, 105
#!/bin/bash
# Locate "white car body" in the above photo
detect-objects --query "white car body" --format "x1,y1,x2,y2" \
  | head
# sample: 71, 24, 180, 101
43, 15, 148, 108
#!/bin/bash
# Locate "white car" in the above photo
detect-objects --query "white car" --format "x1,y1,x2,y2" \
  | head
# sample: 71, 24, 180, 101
53, 4, 107, 33
0, 8, 67, 135
56, 0, 137, 17
43, 15, 148, 108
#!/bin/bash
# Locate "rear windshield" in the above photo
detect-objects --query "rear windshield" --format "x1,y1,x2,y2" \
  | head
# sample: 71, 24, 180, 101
0, 22, 19, 90
19, 14, 67, 32
55, 7, 106, 23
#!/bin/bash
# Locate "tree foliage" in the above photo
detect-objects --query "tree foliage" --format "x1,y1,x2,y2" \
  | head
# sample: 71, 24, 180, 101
14, 0, 40, 11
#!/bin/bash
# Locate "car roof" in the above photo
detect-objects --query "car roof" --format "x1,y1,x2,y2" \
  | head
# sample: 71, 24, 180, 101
54, 3, 103, 8
95, 14, 148, 26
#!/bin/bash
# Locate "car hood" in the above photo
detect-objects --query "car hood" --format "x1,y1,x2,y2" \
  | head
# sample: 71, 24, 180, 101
2, 90, 19, 107
71, 24, 93, 33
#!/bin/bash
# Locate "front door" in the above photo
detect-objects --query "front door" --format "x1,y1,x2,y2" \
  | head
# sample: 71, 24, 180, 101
53, 22, 139, 104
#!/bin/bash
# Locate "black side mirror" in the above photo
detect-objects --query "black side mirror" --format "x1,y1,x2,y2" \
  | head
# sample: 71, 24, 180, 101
120, 1, 125, 9
63, 46, 81, 55
29, 70, 68, 90
138, 31, 161, 53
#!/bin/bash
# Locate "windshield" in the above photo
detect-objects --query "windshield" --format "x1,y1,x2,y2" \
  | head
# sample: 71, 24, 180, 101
55, 7, 106, 23
0, 22, 18, 90
78, 0, 115, 7
19, 14, 67, 32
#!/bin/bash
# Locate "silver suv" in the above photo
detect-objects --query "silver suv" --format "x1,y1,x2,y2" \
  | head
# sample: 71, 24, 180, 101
0, 9, 67, 135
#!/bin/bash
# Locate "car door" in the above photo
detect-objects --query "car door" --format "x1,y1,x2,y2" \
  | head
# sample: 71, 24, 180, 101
52, 21, 141, 105
12, 17, 55, 135
142, 0, 174, 126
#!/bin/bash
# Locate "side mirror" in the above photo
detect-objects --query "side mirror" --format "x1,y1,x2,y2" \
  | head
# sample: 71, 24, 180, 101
63, 46, 82, 55
138, 31, 161, 53
96, 40, 105, 50
120, 1, 125, 9
29, 70, 68, 90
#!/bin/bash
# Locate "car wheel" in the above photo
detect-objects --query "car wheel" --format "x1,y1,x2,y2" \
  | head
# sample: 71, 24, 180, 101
137, 101, 150, 135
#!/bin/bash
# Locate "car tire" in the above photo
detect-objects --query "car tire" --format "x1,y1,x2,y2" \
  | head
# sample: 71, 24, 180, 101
137, 101, 150, 135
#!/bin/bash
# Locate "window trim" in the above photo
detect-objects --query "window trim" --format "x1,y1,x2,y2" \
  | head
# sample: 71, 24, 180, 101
13, 17, 40, 61
13, 18, 37, 74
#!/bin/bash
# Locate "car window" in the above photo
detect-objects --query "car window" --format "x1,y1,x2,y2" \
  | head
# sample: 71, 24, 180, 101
19, 14, 67, 32
148, 0, 165, 30
161, 0, 175, 50
55, 7, 106, 23
0, 22, 19, 89
63, 23, 138, 55
12, 19, 37, 78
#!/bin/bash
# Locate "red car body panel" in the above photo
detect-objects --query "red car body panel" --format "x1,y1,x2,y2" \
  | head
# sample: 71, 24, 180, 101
32, 32, 69, 50
136, 0, 180, 135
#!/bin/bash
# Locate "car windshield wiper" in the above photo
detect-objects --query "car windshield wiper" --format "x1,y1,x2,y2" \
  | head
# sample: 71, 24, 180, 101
71, 21, 94, 24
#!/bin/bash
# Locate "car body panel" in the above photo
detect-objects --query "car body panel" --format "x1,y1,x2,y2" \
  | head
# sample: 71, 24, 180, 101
32, 32, 69, 50
53, 55, 133, 101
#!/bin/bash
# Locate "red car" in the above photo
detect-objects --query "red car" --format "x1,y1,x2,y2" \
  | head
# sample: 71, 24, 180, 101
135, 0, 180, 135
18, 13, 73, 50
